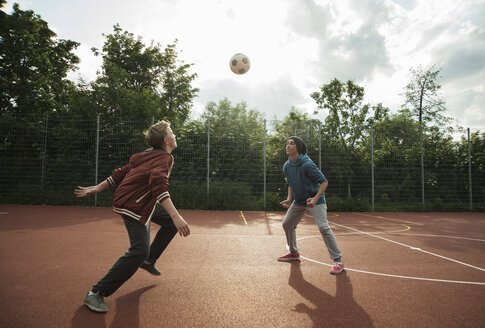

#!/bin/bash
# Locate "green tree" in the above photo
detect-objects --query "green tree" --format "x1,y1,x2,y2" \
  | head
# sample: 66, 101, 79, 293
0, 2, 81, 205
159, 42, 199, 125
199, 98, 265, 209
88, 24, 198, 126
368, 107, 475, 211
271, 107, 322, 140
457, 130, 485, 210
371, 109, 422, 208
402, 65, 449, 204
402, 65, 447, 125
372, 109, 420, 165
202, 98, 263, 134
0, 1, 80, 115
311, 78, 388, 199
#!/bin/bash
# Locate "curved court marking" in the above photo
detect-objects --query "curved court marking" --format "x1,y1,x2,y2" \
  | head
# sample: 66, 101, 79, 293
265, 212, 411, 234
300, 232, 485, 243
325, 219, 485, 272
300, 212, 484, 272
334, 223, 411, 234
270, 221, 411, 234
299, 253, 485, 286
383, 233, 485, 243
352, 212, 423, 226
298, 225, 485, 286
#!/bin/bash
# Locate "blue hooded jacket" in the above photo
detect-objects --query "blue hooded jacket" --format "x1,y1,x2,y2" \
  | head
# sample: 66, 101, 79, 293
283, 154, 327, 206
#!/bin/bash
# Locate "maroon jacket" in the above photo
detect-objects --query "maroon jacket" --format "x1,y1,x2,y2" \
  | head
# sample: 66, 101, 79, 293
105, 148, 173, 225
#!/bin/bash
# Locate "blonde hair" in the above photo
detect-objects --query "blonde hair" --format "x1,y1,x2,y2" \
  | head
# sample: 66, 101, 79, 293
144, 120, 170, 148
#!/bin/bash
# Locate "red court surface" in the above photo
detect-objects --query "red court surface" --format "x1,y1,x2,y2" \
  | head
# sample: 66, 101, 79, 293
0, 205, 484, 327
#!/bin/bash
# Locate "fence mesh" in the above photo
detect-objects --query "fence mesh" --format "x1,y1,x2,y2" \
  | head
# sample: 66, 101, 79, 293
0, 113, 483, 211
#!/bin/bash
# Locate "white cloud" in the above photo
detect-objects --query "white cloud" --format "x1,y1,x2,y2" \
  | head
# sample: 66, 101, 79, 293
67, 44, 101, 83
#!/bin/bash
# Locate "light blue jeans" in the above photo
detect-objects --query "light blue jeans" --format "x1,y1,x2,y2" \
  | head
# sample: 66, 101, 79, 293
282, 203, 342, 261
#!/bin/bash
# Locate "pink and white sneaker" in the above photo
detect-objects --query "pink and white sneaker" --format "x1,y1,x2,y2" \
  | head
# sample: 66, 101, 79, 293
330, 261, 345, 274
277, 252, 301, 262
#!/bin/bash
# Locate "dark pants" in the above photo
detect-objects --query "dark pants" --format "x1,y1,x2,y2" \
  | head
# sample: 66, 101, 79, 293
92, 204, 178, 297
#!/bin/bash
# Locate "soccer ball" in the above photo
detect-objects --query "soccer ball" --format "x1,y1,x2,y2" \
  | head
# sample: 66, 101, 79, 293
229, 53, 250, 75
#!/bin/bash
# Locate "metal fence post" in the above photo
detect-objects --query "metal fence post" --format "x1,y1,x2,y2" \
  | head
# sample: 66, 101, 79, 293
263, 119, 267, 209
206, 117, 210, 206
468, 128, 473, 211
318, 123, 322, 171
41, 113, 48, 202
371, 124, 375, 212
420, 123, 425, 206
94, 114, 100, 207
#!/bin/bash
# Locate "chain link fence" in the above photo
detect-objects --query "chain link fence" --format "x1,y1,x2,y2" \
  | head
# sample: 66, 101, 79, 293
1, 113, 483, 211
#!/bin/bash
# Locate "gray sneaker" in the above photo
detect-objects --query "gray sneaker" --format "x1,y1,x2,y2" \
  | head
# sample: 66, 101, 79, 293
140, 261, 161, 276
84, 291, 108, 313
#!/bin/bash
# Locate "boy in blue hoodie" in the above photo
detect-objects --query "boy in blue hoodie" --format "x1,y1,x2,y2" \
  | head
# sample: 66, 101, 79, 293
278, 136, 344, 274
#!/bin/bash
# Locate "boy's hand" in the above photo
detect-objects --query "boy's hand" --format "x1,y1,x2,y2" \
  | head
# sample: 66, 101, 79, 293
172, 216, 190, 237
280, 199, 291, 209
74, 186, 98, 198
306, 197, 317, 208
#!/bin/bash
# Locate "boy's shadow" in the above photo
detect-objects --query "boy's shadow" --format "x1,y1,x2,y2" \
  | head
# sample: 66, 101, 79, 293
71, 285, 156, 328
289, 263, 374, 327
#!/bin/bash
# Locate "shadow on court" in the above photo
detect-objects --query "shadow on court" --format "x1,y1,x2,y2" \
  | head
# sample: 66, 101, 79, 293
0, 206, 245, 232
288, 263, 374, 327
71, 285, 156, 328
0, 205, 117, 232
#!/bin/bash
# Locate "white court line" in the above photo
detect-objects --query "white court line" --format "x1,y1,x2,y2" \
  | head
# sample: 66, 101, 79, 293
0, 212, 8, 215
270, 218, 411, 234
298, 213, 485, 285
300, 254, 485, 286
352, 212, 423, 225
325, 219, 485, 272
383, 233, 485, 243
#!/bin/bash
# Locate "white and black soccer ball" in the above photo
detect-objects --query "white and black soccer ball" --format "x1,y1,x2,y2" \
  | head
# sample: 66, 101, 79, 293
229, 53, 250, 75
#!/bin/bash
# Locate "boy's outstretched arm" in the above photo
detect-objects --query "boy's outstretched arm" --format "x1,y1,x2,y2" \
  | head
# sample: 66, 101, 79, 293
74, 180, 111, 198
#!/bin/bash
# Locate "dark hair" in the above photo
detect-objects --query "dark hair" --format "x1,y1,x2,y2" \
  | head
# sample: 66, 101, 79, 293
289, 136, 307, 154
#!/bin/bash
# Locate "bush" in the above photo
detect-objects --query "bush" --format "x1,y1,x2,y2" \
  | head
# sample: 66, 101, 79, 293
326, 195, 372, 211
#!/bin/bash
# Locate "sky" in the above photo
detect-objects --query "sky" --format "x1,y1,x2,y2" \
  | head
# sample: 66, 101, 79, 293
4, 0, 485, 133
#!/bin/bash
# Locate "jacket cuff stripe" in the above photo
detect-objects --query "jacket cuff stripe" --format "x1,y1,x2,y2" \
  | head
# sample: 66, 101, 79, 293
107, 176, 116, 187
157, 191, 170, 202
